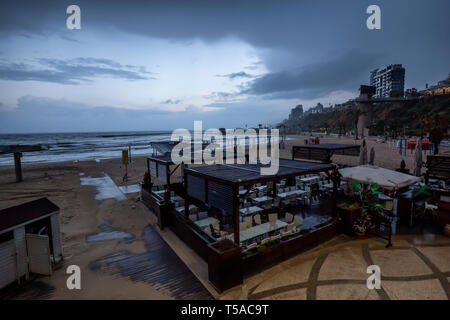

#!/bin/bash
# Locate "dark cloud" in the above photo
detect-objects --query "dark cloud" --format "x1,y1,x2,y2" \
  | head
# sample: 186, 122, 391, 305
242, 50, 384, 99
0, 57, 154, 84
216, 71, 254, 80
1, 1, 447, 90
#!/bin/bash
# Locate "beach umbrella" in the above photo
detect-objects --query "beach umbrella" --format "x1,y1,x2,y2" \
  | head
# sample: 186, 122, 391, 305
414, 139, 423, 177
359, 140, 368, 165
369, 147, 375, 165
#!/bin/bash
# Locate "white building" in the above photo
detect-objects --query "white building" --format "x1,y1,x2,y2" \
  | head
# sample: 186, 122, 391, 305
370, 64, 405, 98
0, 198, 63, 289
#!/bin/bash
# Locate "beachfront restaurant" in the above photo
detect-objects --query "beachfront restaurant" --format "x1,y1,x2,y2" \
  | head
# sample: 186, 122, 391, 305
141, 142, 249, 229
149, 159, 338, 292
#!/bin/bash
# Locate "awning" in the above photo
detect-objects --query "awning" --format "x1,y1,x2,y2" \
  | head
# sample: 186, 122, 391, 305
339, 165, 421, 190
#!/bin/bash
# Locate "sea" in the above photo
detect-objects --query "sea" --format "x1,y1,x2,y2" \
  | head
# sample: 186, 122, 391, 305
0, 131, 172, 166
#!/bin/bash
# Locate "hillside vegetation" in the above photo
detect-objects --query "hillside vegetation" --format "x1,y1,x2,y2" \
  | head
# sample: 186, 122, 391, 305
280, 94, 450, 137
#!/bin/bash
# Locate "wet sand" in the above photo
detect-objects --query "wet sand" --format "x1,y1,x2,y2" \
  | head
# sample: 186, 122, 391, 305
0, 156, 211, 299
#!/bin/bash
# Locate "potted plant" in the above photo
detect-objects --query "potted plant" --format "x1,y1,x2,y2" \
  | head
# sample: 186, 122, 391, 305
353, 219, 367, 239
351, 182, 384, 238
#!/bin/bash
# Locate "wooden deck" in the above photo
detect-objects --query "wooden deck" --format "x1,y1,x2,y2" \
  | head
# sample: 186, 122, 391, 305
90, 225, 213, 300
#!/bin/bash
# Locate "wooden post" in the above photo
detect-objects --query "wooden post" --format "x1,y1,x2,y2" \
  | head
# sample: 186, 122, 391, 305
14, 152, 23, 182
233, 185, 240, 246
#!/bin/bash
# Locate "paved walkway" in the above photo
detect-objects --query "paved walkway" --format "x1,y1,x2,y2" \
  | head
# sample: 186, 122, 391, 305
221, 234, 450, 300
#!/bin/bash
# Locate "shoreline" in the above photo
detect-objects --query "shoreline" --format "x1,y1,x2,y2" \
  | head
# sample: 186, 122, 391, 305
1, 133, 448, 172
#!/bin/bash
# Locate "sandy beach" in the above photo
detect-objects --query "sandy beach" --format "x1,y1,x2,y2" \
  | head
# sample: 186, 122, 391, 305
0, 134, 448, 299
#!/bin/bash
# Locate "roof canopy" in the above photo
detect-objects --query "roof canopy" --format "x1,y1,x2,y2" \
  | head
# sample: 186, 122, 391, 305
186, 159, 333, 186
294, 143, 360, 151
0, 198, 59, 232
292, 144, 360, 163
339, 165, 421, 190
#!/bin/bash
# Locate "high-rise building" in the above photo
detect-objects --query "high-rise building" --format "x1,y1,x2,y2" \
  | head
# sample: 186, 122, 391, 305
370, 64, 405, 98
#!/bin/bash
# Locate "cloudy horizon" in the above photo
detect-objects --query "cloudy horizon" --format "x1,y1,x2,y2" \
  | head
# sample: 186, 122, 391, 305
0, 0, 449, 133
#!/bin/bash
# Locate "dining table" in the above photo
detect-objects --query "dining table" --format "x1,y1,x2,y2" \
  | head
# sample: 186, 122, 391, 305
277, 189, 307, 199
194, 217, 219, 229
252, 196, 273, 205
239, 220, 288, 243
299, 176, 320, 184
239, 206, 264, 216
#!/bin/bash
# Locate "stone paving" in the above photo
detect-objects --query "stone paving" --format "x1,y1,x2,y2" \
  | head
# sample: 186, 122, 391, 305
220, 234, 450, 300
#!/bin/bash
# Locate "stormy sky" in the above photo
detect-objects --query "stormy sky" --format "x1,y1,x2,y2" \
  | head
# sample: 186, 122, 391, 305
0, 0, 448, 133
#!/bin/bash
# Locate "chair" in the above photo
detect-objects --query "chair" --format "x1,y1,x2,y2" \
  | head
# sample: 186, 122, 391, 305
282, 198, 291, 207
287, 223, 295, 232
254, 214, 262, 225
188, 214, 198, 222
246, 242, 257, 251
212, 221, 220, 233
268, 213, 278, 223
271, 234, 281, 242
281, 229, 292, 237
239, 222, 248, 231
293, 216, 303, 228
272, 197, 281, 208
384, 200, 394, 211
260, 237, 270, 245
244, 216, 253, 228
285, 212, 294, 223
203, 226, 212, 235
198, 212, 208, 220
190, 206, 199, 214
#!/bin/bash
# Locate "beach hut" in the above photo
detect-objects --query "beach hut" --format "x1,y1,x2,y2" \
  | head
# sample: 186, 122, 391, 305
0, 198, 62, 289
